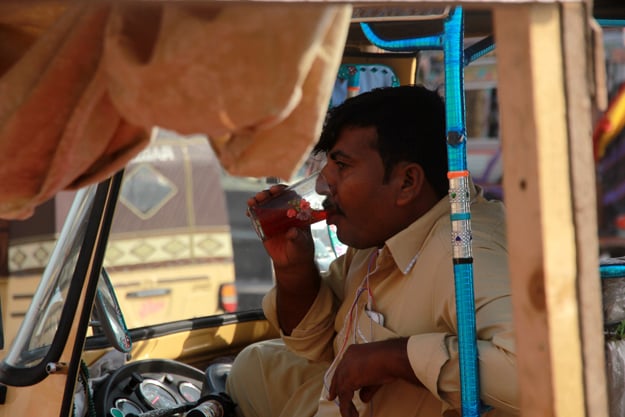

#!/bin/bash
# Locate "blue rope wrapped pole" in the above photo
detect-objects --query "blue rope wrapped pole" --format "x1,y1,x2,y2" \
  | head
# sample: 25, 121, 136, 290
444, 9, 482, 417
464, 36, 495, 66
360, 22, 444, 51
361, 8, 482, 416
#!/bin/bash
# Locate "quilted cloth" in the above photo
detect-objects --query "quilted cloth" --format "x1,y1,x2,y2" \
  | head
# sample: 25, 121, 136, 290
0, 1, 351, 218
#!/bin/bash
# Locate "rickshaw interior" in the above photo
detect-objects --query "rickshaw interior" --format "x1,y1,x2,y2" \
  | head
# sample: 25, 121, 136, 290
0, 1, 624, 417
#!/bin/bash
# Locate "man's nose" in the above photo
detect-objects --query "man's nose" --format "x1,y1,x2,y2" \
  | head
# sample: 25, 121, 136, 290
316, 170, 332, 196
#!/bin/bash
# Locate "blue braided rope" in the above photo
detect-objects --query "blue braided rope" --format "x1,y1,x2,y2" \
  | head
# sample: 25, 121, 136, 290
360, 22, 444, 51
464, 36, 495, 66
597, 19, 625, 28
600, 263, 625, 279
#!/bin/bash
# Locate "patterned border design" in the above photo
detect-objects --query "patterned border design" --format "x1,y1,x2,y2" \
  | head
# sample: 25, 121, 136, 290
8, 231, 234, 273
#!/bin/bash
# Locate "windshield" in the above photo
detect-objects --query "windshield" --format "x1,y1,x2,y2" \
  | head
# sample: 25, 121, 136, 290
98, 130, 346, 325
4, 185, 96, 368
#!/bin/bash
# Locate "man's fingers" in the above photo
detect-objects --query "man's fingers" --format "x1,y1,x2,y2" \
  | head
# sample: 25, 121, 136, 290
337, 392, 358, 417
247, 184, 288, 207
359, 385, 382, 403
253, 189, 273, 204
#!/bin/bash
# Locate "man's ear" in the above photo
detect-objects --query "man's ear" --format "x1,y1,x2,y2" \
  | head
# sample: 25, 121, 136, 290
395, 163, 425, 206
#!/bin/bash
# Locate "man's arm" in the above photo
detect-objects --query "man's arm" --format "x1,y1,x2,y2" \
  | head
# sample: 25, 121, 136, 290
248, 185, 323, 335
273, 238, 321, 335
327, 330, 518, 417
262, 247, 345, 364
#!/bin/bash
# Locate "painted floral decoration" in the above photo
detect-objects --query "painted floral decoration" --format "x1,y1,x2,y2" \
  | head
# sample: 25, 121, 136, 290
286, 197, 312, 221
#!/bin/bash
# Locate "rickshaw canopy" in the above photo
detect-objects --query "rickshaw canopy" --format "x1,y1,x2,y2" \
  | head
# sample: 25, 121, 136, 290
0, 0, 621, 220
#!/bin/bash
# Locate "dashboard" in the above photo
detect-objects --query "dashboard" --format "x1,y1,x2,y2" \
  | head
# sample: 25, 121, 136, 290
94, 359, 207, 417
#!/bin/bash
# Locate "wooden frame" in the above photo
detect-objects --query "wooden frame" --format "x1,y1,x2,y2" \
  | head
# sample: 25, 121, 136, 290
495, 2, 607, 416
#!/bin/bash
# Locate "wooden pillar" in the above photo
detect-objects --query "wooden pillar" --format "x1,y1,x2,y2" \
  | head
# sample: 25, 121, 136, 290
494, 3, 607, 417
561, 3, 608, 416
0, 219, 8, 277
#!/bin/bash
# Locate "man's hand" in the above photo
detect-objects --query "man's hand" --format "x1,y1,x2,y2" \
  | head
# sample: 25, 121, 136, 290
328, 338, 421, 417
247, 184, 316, 270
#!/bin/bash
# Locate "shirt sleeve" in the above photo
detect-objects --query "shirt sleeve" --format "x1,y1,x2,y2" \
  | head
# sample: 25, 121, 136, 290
407, 204, 519, 415
406, 319, 518, 415
261, 254, 349, 363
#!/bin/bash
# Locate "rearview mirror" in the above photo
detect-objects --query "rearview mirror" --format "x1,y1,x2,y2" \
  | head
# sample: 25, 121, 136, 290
92, 268, 132, 353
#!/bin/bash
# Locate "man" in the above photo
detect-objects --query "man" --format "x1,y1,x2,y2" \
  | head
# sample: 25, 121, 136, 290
226, 85, 518, 417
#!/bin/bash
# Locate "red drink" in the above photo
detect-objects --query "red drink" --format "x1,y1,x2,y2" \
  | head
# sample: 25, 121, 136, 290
248, 172, 330, 241
249, 205, 327, 240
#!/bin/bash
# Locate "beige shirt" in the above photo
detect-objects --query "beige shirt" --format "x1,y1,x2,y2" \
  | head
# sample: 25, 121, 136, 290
263, 188, 519, 416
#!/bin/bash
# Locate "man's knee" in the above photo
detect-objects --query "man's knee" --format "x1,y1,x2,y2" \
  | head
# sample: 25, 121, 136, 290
226, 340, 287, 417
227, 341, 270, 394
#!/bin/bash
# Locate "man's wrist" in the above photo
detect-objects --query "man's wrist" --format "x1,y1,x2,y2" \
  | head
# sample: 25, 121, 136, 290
274, 261, 320, 295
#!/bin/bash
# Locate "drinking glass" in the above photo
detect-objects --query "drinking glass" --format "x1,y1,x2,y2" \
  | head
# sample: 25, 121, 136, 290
248, 172, 329, 240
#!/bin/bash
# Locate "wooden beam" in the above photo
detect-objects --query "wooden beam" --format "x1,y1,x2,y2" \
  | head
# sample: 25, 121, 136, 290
0, 220, 8, 277
561, 3, 609, 416
494, 3, 596, 416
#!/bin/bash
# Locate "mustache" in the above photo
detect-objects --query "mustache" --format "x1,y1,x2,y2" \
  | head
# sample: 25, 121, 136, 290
322, 198, 343, 215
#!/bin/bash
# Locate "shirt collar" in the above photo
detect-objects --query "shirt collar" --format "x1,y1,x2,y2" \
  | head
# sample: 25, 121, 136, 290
384, 178, 480, 274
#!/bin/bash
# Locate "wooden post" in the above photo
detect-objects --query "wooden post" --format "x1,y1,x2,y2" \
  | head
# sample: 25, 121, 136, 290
0, 219, 8, 277
561, 3, 609, 416
494, 3, 607, 416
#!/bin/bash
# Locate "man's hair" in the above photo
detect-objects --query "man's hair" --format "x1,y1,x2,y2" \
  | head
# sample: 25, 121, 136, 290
314, 85, 449, 199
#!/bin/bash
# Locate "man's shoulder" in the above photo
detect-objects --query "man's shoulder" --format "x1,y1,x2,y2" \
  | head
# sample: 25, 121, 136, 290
423, 197, 507, 250
471, 198, 507, 228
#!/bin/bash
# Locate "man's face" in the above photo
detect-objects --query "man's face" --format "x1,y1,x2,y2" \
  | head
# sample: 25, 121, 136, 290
320, 126, 401, 249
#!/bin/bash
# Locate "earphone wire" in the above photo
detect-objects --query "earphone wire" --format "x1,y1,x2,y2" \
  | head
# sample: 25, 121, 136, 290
322, 249, 381, 412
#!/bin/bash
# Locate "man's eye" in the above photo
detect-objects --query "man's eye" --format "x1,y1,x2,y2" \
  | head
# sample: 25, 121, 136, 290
335, 161, 347, 169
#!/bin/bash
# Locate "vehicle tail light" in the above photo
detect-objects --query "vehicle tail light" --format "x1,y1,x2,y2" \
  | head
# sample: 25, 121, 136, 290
219, 283, 238, 313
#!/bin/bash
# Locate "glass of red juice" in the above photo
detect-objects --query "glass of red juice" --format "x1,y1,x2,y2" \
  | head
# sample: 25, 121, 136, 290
248, 172, 329, 240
